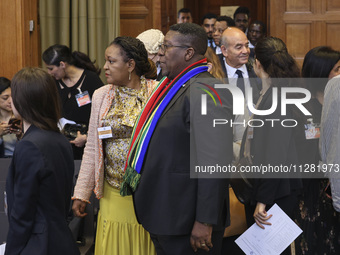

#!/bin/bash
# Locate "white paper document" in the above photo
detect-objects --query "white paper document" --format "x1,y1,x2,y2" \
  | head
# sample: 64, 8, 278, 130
58, 117, 76, 131
235, 203, 302, 255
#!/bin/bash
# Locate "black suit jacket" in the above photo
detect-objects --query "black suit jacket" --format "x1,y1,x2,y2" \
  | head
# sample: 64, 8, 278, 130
217, 53, 261, 103
5, 125, 79, 255
133, 71, 234, 235
243, 87, 302, 205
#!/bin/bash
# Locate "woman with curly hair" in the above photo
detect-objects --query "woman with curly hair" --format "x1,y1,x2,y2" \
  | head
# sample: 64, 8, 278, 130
72, 37, 157, 255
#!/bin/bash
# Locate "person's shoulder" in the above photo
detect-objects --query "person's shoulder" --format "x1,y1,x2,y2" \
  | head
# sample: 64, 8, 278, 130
145, 78, 159, 91
83, 70, 104, 84
194, 71, 221, 84
93, 84, 113, 97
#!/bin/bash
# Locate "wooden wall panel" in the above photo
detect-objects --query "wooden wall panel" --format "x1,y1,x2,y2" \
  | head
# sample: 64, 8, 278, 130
326, 0, 340, 11
120, 19, 148, 37
269, 0, 340, 67
120, 0, 166, 37
0, 0, 39, 79
326, 24, 340, 51
0, 1, 19, 78
286, 24, 311, 66
286, 0, 311, 12
160, 0, 177, 34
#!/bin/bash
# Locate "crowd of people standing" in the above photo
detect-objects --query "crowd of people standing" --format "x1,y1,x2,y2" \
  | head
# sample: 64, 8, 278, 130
2, 5, 340, 255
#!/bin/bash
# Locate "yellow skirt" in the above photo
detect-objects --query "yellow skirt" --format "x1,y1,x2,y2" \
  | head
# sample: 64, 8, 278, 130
94, 181, 156, 255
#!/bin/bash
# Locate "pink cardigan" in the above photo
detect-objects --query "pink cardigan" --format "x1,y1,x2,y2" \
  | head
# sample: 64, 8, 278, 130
73, 80, 157, 202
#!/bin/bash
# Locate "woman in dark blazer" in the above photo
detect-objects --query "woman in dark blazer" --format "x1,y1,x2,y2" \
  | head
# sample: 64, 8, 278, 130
5, 67, 79, 255
241, 37, 303, 234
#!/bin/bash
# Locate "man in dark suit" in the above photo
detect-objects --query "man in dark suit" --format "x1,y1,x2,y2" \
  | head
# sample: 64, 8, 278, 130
213, 16, 235, 55
201, 13, 217, 51
130, 23, 233, 254
220, 27, 260, 101
219, 27, 261, 160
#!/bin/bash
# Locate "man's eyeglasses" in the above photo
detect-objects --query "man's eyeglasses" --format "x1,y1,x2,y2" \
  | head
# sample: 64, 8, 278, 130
159, 43, 189, 53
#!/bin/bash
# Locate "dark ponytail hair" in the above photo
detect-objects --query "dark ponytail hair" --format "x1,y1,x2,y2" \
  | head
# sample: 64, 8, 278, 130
255, 37, 304, 124
110, 37, 157, 79
42, 44, 101, 75
0, 77, 11, 94
255, 37, 300, 81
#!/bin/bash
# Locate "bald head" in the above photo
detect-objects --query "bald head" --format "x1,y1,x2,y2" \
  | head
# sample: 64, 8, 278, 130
220, 27, 247, 48
220, 27, 250, 68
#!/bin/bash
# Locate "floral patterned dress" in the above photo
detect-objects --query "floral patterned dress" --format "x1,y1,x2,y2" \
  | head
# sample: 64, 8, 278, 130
94, 80, 156, 255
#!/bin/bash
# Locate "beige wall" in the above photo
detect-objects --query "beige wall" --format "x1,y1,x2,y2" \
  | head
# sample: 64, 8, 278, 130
177, 0, 183, 12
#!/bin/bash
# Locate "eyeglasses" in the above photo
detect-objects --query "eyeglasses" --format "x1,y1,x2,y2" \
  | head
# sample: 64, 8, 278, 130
159, 43, 190, 53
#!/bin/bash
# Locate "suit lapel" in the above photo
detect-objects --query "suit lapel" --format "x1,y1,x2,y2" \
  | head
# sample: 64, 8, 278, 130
217, 54, 228, 82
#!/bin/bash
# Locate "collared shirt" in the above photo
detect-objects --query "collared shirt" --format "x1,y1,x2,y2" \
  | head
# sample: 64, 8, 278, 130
248, 41, 255, 49
208, 39, 216, 49
224, 60, 252, 102
215, 46, 222, 55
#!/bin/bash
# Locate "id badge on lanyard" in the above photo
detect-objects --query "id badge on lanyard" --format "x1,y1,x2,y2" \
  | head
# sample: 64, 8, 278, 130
75, 88, 91, 107
305, 118, 320, 139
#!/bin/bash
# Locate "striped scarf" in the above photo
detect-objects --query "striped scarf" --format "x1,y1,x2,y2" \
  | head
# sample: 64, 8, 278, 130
120, 59, 208, 196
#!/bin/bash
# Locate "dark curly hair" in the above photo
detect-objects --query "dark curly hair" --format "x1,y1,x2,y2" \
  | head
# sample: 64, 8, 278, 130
42, 44, 101, 75
110, 37, 157, 79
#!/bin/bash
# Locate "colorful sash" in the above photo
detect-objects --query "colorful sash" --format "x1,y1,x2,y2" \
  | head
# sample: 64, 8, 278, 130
120, 59, 208, 196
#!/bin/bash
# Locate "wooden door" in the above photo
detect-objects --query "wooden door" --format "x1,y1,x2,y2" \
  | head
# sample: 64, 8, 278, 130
120, 0, 176, 37
0, 0, 40, 79
269, 0, 340, 66
160, 0, 177, 34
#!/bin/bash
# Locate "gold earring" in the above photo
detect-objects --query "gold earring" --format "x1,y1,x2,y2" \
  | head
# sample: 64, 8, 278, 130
128, 71, 131, 81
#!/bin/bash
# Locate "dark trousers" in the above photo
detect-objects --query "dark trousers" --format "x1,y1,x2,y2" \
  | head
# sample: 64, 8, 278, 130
150, 230, 224, 255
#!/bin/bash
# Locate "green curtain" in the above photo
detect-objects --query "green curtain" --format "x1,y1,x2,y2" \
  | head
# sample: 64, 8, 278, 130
39, 0, 120, 82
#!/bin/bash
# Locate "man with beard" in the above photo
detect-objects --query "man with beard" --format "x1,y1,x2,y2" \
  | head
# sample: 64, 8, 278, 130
202, 13, 217, 51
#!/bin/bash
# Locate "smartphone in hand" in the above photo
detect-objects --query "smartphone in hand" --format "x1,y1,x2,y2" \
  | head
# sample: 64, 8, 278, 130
8, 118, 21, 130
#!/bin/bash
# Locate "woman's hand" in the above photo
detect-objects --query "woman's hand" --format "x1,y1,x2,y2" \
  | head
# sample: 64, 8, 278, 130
72, 199, 88, 218
70, 131, 87, 147
9, 123, 23, 139
254, 202, 272, 229
0, 122, 10, 136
